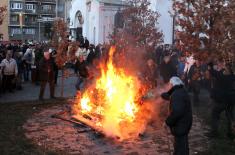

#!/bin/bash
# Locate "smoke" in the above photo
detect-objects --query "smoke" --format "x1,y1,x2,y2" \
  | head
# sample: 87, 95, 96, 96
73, 34, 170, 140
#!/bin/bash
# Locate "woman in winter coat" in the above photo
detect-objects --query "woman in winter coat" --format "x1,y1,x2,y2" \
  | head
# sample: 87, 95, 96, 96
161, 76, 192, 155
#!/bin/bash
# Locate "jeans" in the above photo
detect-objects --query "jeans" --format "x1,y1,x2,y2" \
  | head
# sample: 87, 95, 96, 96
76, 76, 85, 91
23, 64, 31, 81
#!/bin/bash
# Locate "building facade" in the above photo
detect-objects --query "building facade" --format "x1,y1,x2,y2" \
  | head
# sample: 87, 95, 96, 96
8, 0, 57, 42
69, 0, 174, 45
69, 0, 124, 45
0, 0, 9, 41
1, 0, 68, 42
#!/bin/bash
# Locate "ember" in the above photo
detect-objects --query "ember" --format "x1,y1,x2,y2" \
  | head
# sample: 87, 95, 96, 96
73, 47, 150, 140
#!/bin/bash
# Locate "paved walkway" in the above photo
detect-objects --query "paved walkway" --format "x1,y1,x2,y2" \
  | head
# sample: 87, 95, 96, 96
0, 71, 77, 103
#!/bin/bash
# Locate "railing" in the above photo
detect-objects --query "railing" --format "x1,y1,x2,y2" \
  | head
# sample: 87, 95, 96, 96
39, 9, 56, 15
25, 9, 37, 14
9, 21, 20, 25
24, 21, 38, 26
25, 0, 38, 3
41, 0, 56, 4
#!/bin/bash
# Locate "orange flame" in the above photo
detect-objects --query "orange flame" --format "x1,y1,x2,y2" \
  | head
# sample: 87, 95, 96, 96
74, 46, 147, 140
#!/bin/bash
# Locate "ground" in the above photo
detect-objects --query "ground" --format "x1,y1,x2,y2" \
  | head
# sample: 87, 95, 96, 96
22, 104, 209, 155
0, 73, 235, 155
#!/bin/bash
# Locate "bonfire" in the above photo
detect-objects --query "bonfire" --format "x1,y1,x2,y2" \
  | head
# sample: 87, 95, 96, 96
73, 47, 153, 140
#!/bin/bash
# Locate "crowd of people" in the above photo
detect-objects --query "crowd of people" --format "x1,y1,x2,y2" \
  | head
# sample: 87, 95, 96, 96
0, 38, 105, 99
0, 43, 44, 96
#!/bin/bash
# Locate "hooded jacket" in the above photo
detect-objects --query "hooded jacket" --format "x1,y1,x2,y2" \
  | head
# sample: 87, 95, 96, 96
161, 85, 193, 136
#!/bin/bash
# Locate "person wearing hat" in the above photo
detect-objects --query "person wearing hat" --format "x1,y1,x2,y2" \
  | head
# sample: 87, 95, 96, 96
38, 49, 55, 100
161, 76, 192, 155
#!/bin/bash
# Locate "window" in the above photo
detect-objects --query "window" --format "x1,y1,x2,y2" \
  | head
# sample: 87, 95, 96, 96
25, 4, 35, 10
10, 3, 23, 10
25, 15, 36, 23
11, 28, 22, 35
11, 15, 19, 22
25, 28, 35, 35
58, 5, 64, 12
42, 5, 52, 11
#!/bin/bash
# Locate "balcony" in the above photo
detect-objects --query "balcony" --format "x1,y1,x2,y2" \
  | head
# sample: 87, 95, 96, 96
10, 8, 23, 12
9, 21, 23, 26
39, 9, 56, 15
25, 0, 38, 3
24, 21, 38, 27
41, 0, 56, 5
25, 9, 37, 14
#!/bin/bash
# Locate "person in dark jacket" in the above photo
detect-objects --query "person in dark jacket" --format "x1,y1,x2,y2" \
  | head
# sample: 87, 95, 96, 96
208, 63, 235, 138
161, 76, 192, 155
84, 37, 90, 50
87, 45, 96, 64
38, 50, 55, 100
142, 59, 158, 89
189, 60, 202, 106
34, 46, 44, 85
160, 56, 177, 83
74, 56, 89, 91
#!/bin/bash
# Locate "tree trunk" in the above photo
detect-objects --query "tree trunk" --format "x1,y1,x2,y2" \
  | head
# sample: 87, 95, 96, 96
61, 69, 64, 97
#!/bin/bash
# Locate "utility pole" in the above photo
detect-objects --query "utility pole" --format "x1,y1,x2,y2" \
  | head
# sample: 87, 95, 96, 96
38, 15, 42, 42
172, 14, 175, 45
19, 12, 23, 43
65, 0, 67, 21
39, 21, 41, 42
56, 0, 58, 18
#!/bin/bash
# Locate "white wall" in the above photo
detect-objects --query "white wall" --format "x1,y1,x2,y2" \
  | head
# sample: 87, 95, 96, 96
70, 0, 121, 45
69, 0, 173, 45
99, 5, 118, 44
87, 1, 100, 45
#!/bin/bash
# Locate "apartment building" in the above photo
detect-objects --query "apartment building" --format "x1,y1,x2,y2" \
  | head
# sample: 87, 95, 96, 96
7, 0, 58, 42
0, 0, 9, 41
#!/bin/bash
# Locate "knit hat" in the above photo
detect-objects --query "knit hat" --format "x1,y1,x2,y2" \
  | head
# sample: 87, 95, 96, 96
169, 76, 184, 86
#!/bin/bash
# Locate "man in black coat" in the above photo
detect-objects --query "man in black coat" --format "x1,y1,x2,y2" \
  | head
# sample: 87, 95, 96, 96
208, 63, 235, 138
38, 50, 55, 100
160, 56, 177, 83
161, 76, 192, 155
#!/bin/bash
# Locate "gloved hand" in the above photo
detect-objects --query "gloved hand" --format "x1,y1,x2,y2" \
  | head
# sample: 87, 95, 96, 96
161, 92, 170, 100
